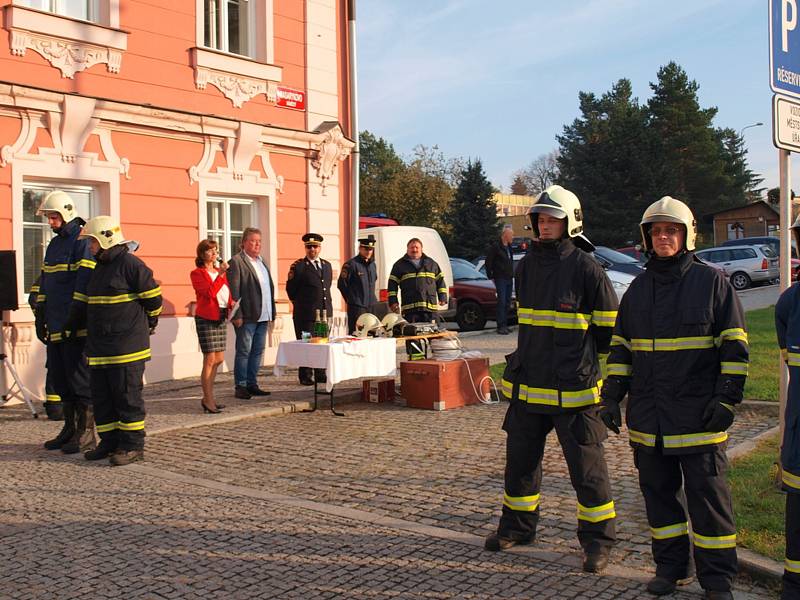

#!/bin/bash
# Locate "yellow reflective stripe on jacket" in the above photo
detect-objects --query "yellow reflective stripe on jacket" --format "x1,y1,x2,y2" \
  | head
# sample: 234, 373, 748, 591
49, 330, 88, 342
42, 263, 70, 273
786, 557, 800, 574
30, 284, 40, 293
437, 287, 447, 293
118, 420, 145, 431
503, 492, 540, 512
591, 309, 617, 327
607, 363, 632, 376
517, 308, 591, 330
70, 259, 95, 270
651, 522, 689, 540
662, 431, 728, 449
789, 351, 800, 367
628, 429, 657, 446
89, 293, 140, 304
500, 379, 601, 408
72, 291, 89, 302
577, 501, 616, 523
716, 327, 748, 344
611, 335, 631, 350
96, 421, 118, 433
399, 271, 438, 282
88, 348, 151, 366
692, 532, 736, 550
389, 275, 400, 283
631, 336, 715, 351
147, 306, 163, 317
45, 394, 61, 402
783, 470, 800, 490
401, 301, 439, 311
138, 286, 161, 299
37, 293, 47, 302
720, 361, 748, 376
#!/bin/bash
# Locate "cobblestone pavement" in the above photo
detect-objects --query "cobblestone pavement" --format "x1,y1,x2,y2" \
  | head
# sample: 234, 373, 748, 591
0, 329, 781, 598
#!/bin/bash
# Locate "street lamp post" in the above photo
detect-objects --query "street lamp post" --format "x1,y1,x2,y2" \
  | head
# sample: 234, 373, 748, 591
738, 122, 764, 138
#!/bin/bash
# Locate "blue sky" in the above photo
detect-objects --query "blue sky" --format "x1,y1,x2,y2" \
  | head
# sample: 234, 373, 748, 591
357, 0, 781, 193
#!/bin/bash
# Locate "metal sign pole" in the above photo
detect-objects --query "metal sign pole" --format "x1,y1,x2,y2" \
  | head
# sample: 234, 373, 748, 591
780, 148, 792, 444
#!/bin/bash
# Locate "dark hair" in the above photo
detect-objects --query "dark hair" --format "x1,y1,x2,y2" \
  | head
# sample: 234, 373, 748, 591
241, 227, 262, 245
407, 237, 423, 248
195, 239, 218, 267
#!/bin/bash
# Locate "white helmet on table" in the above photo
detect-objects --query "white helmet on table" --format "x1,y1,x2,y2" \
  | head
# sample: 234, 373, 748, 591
354, 313, 384, 338
380, 312, 407, 337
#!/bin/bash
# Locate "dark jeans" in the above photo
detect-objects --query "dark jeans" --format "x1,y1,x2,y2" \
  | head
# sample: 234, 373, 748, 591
494, 278, 513, 330
233, 321, 268, 387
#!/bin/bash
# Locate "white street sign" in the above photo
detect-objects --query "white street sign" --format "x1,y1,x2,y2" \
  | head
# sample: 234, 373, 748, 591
773, 94, 800, 151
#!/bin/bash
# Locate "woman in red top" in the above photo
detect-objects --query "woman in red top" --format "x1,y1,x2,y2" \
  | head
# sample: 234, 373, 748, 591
190, 240, 234, 413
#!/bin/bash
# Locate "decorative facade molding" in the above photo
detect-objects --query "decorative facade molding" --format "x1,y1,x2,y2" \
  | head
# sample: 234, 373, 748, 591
191, 47, 281, 109
4, 5, 128, 79
311, 122, 353, 195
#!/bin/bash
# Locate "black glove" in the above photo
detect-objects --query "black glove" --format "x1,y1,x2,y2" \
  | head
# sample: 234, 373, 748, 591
148, 316, 158, 335
599, 399, 621, 434
702, 399, 735, 432
35, 317, 48, 345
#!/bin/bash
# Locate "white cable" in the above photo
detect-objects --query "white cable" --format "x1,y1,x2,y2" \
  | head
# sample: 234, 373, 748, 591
428, 338, 499, 404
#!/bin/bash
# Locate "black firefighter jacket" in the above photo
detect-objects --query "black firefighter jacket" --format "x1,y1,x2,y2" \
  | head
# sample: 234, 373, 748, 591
79, 244, 162, 368
286, 257, 333, 323
387, 254, 447, 313
602, 252, 749, 454
337, 254, 377, 309
37, 218, 95, 342
501, 239, 618, 413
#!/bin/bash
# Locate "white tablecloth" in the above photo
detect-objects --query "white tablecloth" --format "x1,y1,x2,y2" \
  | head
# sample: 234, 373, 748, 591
273, 338, 397, 392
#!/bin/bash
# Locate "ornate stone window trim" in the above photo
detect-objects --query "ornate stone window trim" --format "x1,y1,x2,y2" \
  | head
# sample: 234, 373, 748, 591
191, 47, 282, 109
4, 5, 128, 78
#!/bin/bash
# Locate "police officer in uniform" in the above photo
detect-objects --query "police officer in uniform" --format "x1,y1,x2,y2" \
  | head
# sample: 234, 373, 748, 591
775, 214, 800, 600
286, 233, 333, 385
600, 197, 747, 599
78, 216, 162, 465
484, 185, 618, 574
36, 191, 96, 453
337, 234, 377, 334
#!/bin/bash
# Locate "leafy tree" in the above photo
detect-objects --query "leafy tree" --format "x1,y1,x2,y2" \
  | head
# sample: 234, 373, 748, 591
399, 145, 462, 233
516, 151, 560, 196
768, 187, 795, 205
359, 130, 406, 219
442, 159, 499, 259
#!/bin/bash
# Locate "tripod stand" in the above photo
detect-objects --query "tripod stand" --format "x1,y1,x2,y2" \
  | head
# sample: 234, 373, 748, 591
1, 324, 39, 418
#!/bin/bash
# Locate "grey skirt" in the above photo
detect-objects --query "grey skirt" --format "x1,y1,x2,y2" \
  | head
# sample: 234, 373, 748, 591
195, 308, 227, 353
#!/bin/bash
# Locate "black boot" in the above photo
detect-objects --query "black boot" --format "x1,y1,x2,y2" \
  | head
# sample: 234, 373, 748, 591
61, 404, 96, 454
44, 402, 75, 450
84, 431, 117, 461
110, 448, 144, 466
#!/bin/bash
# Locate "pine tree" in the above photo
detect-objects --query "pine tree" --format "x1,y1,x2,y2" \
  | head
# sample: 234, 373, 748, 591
443, 159, 499, 259
510, 173, 529, 195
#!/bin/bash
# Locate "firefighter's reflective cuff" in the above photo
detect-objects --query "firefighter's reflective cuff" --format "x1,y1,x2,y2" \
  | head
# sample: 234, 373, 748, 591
72, 291, 89, 302
720, 361, 748, 376
715, 327, 748, 345
786, 557, 800, 574
577, 500, 616, 523
147, 306, 163, 317
692, 531, 736, 550
783, 469, 800, 491
503, 492, 540, 512
45, 394, 61, 403
48, 329, 88, 342
607, 362, 632, 376
591, 309, 617, 327
789, 350, 800, 367
611, 335, 630, 349
650, 521, 688, 540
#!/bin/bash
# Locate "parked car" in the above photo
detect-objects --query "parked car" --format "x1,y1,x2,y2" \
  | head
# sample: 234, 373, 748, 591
472, 254, 526, 277
448, 258, 507, 331
616, 246, 647, 262
720, 236, 799, 281
511, 236, 533, 253
593, 246, 645, 275
694, 245, 779, 290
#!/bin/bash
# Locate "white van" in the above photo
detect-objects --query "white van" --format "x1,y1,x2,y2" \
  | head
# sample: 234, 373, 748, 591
358, 225, 456, 319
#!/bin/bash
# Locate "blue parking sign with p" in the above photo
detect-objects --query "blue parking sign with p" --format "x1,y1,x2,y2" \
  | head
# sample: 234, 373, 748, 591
771, 0, 800, 97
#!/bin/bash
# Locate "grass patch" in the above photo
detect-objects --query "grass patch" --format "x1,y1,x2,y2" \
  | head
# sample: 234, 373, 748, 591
729, 433, 784, 561
490, 306, 781, 401
744, 306, 780, 402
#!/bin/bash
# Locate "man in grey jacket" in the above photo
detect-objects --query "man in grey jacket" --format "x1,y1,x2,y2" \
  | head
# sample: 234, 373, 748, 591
227, 227, 276, 399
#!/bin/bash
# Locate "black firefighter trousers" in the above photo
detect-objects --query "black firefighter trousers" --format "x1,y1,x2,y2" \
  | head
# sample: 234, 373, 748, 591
634, 447, 737, 592
496, 401, 616, 555
46, 339, 91, 409
90, 362, 146, 451
783, 491, 800, 599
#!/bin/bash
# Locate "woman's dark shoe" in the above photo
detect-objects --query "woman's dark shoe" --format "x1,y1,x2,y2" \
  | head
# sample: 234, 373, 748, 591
201, 401, 222, 414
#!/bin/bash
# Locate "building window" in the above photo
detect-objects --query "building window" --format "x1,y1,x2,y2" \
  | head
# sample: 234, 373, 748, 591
22, 183, 96, 294
206, 197, 255, 259
16, 0, 98, 22
204, 0, 252, 57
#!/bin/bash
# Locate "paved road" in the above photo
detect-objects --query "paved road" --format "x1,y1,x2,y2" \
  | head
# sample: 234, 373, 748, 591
1, 352, 780, 598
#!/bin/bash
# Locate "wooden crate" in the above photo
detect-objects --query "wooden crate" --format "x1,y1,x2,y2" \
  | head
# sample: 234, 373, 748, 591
400, 357, 489, 411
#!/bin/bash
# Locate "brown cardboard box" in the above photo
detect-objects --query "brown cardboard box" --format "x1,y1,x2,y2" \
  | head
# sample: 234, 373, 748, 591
361, 378, 395, 403
400, 357, 489, 410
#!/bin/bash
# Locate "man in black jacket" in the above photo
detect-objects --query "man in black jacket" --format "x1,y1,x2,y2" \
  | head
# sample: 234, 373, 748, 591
387, 238, 447, 323
338, 234, 377, 334
286, 233, 333, 385
484, 186, 618, 575
227, 227, 276, 399
485, 225, 515, 334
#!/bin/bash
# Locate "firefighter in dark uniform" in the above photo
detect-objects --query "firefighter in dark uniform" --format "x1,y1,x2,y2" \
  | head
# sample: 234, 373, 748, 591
600, 197, 747, 600
387, 237, 448, 324
337, 234, 377, 334
484, 185, 618, 575
35, 191, 96, 453
286, 233, 333, 385
775, 214, 800, 600
28, 276, 63, 421
77, 216, 162, 466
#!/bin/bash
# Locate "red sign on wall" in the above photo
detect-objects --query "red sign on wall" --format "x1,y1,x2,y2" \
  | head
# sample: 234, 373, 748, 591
276, 86, 306, 111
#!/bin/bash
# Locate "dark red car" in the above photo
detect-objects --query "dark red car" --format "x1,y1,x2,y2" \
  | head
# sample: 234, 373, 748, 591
449, 258, 515, 331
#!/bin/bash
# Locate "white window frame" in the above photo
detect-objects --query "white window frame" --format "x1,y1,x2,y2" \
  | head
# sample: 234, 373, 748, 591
17, 0, 99, 23
203, 0, 255, 58
206, 196, 257, 260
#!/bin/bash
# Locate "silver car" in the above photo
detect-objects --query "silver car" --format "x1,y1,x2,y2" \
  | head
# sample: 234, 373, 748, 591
695, 244, 778, 290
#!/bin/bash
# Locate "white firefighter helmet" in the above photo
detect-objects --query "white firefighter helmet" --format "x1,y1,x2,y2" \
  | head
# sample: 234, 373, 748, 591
380, 312, 408, 337
527, 185, 594, 251
79, 215, 125, 250
640, 196, 697, 252
36, 190, 79, 223
354, 313, 383, 338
